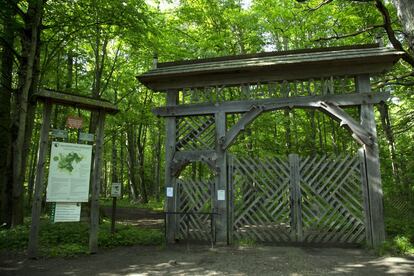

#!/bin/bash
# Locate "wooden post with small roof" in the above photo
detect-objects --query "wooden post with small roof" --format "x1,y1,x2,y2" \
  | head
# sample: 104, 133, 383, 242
27, 89, 118, 258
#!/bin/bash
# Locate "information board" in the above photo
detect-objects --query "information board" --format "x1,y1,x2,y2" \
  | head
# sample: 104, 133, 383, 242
46, 142, 92, 202
52, 202, 81, 222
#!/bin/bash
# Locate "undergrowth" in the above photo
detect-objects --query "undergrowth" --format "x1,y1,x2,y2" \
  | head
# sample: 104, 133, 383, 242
0, 219, 163, 257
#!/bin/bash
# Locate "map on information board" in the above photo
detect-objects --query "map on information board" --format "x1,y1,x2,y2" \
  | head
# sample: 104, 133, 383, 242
46, 142, 92, 202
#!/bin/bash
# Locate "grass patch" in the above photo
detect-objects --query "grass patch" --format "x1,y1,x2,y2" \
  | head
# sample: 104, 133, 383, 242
236, 237, 257, 247
99, 198, 164, 211
378, 235, 414, 256
0, 219, 163, 257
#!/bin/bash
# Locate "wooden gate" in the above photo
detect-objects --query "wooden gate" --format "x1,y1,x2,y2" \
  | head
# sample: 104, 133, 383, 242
176, 179, 215, 242
229, 154, 366, 245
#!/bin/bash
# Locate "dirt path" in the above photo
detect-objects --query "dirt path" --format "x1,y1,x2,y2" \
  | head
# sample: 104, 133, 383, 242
1, 245, 413, 275
101, 207, 164, 228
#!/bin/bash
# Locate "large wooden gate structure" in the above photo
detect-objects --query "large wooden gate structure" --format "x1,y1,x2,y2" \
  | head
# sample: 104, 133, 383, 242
138, 44, 403, 248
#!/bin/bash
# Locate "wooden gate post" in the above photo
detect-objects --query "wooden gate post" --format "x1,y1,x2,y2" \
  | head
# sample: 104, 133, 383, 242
89, 110, 106, 253
165, 91, 178, 243
215, 111, 228, 244
289, 154, 302, 242
356, 74, 385, 248
28, 100, 52, 258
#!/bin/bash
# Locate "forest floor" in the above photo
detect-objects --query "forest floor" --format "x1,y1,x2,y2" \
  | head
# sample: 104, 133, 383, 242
1, 208, 413, 275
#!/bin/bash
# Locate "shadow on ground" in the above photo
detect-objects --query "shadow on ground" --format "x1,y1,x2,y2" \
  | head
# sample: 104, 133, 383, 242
1, 245, 413, 275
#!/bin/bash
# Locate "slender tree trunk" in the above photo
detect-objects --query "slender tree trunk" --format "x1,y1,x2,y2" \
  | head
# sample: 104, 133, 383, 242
378, 103, 401, 188
0, 0, 15, 227
126, 125, 139, 201
120, 133, 125, 198
12, 0, 45, 226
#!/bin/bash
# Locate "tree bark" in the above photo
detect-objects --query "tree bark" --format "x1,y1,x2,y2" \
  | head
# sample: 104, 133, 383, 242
0, 0, 15, 227
391, 0, 414, 52
11, 0, 45, 226
378, 103, 401, 188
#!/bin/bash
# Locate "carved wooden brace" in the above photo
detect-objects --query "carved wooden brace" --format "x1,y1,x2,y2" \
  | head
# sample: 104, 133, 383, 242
170, 150, 218, 176
319, 101, 373, 146
220, 105, 265, 150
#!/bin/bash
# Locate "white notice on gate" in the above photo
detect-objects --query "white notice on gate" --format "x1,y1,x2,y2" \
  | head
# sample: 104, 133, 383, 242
166, 187, 174, 197
217, 190, 226, 201
54, 202, 81, 222
46, 142, 92, 202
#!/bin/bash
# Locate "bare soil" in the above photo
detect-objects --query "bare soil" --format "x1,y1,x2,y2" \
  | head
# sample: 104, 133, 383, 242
1, 208, 413, 275
1, 245, 413, 275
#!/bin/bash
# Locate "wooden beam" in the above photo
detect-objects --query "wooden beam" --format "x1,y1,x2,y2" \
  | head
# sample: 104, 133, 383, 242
153, 92, 389, 117
356, 75, 385, 248
165, 92, 178, 243
319, 101, 373, 146
215, 112, 228, 244
33, 89, 119, 114
28, 100, 52, 258
89, 110, 105, 253
221, 105, 264, 150
171, 150, 217, 176
289, 154, 302, 242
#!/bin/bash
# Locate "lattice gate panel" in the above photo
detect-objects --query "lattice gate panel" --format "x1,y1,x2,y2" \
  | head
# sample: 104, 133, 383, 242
177, 179, 215, 241
299, 155, 366, 244
230, 155, 293, 242
229, 154, 367, 245
176, 116, 215, 151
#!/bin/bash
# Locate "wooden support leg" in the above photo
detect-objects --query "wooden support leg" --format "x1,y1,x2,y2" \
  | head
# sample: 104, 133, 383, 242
28, 100, 52, 258
356, 75, 385, 248
165, 92, 178, 243
289, 154, 302, 242
215, 112, 228, 244
89, 110, 106, 253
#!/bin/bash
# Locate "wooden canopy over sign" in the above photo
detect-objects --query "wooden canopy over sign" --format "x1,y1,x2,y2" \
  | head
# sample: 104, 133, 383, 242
32, 89, 119, 114
138, 44, 403, 249
138, 44, 403, 91
28, 89, 118, 258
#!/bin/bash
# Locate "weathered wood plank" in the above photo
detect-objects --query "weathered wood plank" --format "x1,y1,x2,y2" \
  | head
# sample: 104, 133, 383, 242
289, 154, 302, 242
33, 89, 119, 114
221, 106, 264, 149
356, 75, 385, 248
28, 101, 52, 258
138, 47, 402, 91
359, 148, 373, 246
165, 91, 178, 243
319, 101, 373, 146
215, 112, 228, 244
153, 92, 389, 117
89, 110, 105, 253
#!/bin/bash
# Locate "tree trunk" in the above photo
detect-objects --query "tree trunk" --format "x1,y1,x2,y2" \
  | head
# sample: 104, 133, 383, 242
11, 0, 45, 226
0, 0, 15, 227
392, 0, 414, 52
378, 103, 401, 188
126, 125, 139, 201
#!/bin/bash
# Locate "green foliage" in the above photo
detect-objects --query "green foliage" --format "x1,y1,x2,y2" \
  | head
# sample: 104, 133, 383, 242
236, 237, 257, 247
378, 236, 414, 256
0, 219, 163, 257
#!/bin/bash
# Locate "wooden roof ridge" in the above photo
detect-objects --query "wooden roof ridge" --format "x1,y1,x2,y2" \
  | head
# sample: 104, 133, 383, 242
157, 43, 381, 68
138, 44, 404, 91
32, 88, 119, 114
